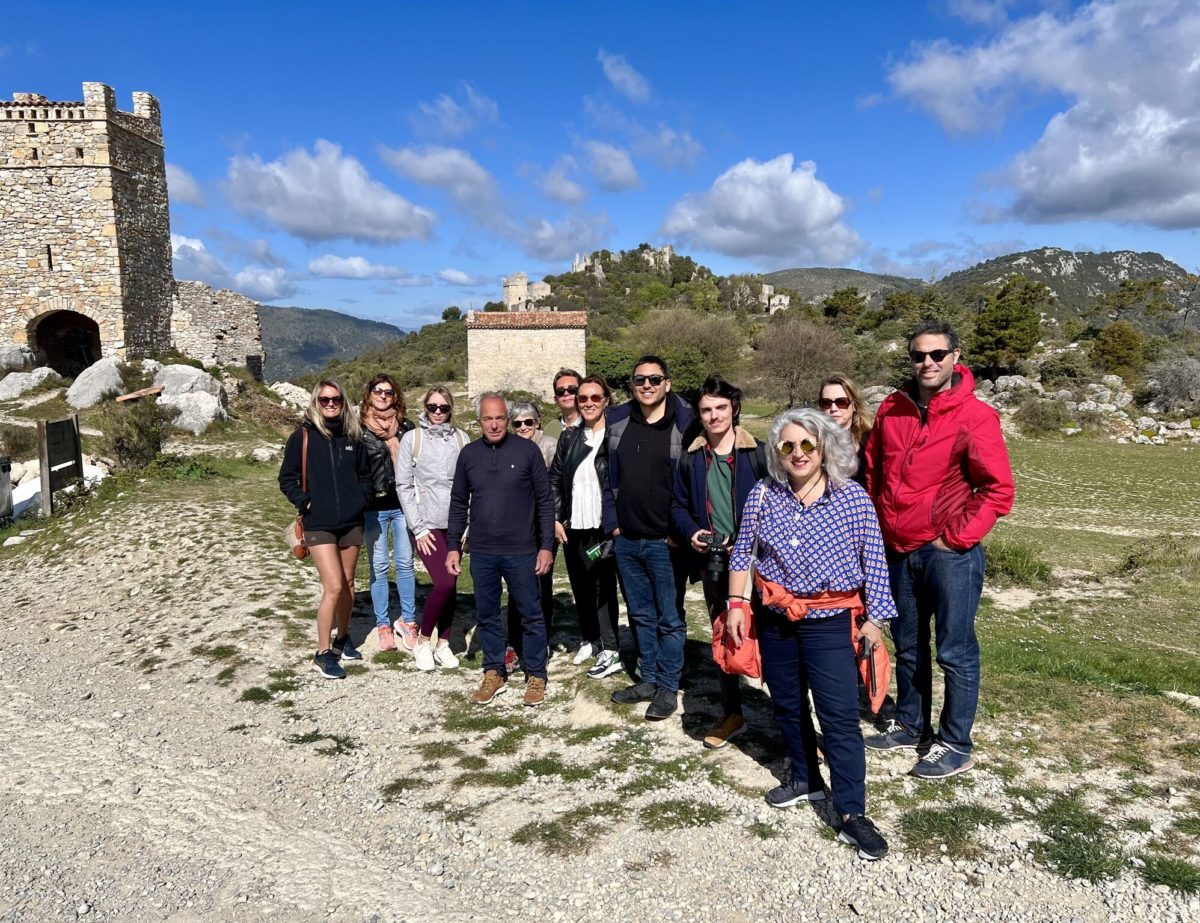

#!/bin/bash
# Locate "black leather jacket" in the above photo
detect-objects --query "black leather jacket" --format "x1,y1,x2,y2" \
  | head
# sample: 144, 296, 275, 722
361, 419, 415, 511
549, 424, 609, 527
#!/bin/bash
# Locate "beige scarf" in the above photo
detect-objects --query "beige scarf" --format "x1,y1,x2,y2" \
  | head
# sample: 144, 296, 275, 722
362, 405, 401, 462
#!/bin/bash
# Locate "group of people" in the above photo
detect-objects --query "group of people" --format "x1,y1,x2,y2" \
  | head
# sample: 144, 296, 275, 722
277, 319, 1015, 861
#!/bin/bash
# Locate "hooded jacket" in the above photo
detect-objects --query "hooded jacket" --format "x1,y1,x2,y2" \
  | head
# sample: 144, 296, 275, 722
670, 426, 766, 543
278, 419, 372, 531
603, 393, 694, 535
864, 364, 1014, 552
395, 415, 470, 538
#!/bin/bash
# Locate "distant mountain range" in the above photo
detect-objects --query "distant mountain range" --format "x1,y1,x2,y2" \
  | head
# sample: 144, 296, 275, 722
258, 306, 405, 381
766, 247, 1191, 318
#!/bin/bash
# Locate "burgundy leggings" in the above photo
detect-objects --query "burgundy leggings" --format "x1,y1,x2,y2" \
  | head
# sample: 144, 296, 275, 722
412, 528, 458, 638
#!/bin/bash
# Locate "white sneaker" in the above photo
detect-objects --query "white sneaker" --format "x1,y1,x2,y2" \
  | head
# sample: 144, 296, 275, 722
433, 640, 459, 669
572, 642, 595, 666
413, 641, 436, 672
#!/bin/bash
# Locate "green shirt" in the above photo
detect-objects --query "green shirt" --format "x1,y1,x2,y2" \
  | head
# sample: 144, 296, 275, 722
704, 447, 736, 539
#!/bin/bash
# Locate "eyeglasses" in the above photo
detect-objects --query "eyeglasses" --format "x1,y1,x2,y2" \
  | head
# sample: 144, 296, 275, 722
777, 438, 818, 456
554, 385, 579, 397
632, 374, 665, 387
909, 348, 953, 364
426, 403, 451, 414
818, 397, 852, 411
512, 419, 538, 429
318, 396, 344, 407
371, 387, 395, 396
577, 393, 606, 404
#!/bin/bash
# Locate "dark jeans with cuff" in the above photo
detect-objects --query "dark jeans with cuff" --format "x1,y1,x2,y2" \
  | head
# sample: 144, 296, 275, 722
471, 551, 548, 680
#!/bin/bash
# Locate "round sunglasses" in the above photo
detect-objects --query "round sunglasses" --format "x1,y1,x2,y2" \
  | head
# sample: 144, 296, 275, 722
777, 438, 818, 456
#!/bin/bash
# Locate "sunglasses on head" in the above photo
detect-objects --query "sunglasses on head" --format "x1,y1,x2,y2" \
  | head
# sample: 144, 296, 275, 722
633, 374, 665, 387
577, 393, 605, 404
318, 395, 344, 407
426, 403, 451, 414
819, 397, 852, 411
371, 387, 395, 396
554, 385, 578, 397
909, 348, 953, 364
512, 418, 538, 429
777, 438, 818, 457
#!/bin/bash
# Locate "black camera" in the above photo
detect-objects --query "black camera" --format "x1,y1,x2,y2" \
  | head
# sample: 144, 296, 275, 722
699, 531, 729, 583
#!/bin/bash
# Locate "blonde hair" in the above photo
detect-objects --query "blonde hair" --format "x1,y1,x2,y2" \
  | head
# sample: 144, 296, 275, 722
421, 386, 454, 421
307, 379, 361, 440
819, 374, 872, 450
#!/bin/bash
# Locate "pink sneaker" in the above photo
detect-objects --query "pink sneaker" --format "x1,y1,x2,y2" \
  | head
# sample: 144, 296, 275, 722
397, 621, 419, 652
504, 646, 520, 673
377, 625, 396, 652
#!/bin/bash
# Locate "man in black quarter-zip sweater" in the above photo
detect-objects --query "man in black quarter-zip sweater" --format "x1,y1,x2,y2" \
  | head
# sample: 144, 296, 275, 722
447, 392, 555, 707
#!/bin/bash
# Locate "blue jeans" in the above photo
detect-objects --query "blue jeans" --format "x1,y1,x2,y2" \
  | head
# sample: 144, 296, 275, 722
364, 508, 416, 629
759, 611, 865, 817
888, 542, 985, 754
615, 535, 685, 692
471, 551, 548, 680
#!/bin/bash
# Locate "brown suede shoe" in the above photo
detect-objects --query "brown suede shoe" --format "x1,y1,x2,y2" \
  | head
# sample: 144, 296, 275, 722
471, 670, 507, 705
703, 713, 747, 749
523, 676, 547, 707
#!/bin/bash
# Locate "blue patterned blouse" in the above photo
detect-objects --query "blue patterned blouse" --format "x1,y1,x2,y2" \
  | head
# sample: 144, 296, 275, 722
730, 478, 898, 623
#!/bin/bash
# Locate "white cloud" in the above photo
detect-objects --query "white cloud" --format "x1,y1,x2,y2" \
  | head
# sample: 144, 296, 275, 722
583, 141, 640, 191
522, 214, 612, 263
532, 156, 588, 204
437, 268, 490, 286
166, 163, 205, 207
233, 266, 297, 302
945, 0, 1014, 26
308, 254, 420, 281
582, 97, 702, 169
380, 144, 499, 213
224, 140, 435, 243
597, 49, 651, 102
171, 234, 230, 286
865, 235, 1029, 280
246, 238, 287, 267
661, 154, 862, 265
411, 83, 499, 138
888, 0, 1200, 228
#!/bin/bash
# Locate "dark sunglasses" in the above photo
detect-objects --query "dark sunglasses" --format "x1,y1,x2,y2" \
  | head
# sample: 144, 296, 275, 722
371, 387, 396, 396
318, 396, 344, 407
554, 385, 579, 397
426, 403, 451, 414
577, 393, 606, 404
818, 397, 852, 411
777, 438, 818, 457
633, 374, 665, 387
512, 418, 538, 429
909, 348, 953, 364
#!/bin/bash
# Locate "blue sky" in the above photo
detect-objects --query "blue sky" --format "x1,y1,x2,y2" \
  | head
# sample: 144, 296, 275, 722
4, 0, 1198, 329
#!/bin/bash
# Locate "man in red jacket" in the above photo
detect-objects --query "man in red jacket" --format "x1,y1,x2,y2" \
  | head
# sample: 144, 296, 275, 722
863, 320, 1014, 779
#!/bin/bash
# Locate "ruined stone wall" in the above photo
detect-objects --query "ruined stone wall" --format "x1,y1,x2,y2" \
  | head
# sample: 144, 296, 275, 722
466, 312, 587, 399
0, 83, 172, 365
172, 281, 264, 379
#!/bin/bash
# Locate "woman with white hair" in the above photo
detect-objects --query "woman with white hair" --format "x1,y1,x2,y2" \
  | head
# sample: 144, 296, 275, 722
725, 407, 897, 861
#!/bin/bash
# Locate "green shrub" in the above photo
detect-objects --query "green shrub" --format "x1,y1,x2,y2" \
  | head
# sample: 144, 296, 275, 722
984, 537, 1052, 586
1037, 350, 1094, 391
1013, 397, 1072, 436
1091, 320, 1146, 385
0, 424, 39, 459
93, 397, 177, 469
144, 455, 221, 481
1140, 855, 1200, 894
1112, 534, 1200, 581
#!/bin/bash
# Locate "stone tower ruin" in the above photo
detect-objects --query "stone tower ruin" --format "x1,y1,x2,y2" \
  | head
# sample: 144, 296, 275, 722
0, 82, 173, 376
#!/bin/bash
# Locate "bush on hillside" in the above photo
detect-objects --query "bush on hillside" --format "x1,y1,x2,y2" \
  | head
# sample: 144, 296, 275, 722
93, 397, 178, 470
1013, 396, 1072, 436
1148, 357, 1200, 410
0, 424, 39, 460
1091, 320, 1146, 384
1037, 349, 1094, 391
1113, 534, 1200, 581
751, 317, 853, 408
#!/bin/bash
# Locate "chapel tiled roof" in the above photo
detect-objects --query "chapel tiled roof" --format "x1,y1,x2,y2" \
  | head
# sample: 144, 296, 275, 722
465, 310, 588, 329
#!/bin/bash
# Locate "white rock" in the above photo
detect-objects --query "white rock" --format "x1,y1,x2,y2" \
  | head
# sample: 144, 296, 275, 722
1101, 374, 1126, 390
2, 536, 27, 546
1077, 400, 1100, 413
1113, 391, 1134, 408
1135, 416, 1156, 431
270, 381, 311, 408
9, 461, 27, 485
67, 358, 124, 409
138, 359, 163, 375
251, 447, 278, 463
0, 367, 61, 401
154, 365, 227, 406
0, 345, 35, 373
160, 392, 227, 435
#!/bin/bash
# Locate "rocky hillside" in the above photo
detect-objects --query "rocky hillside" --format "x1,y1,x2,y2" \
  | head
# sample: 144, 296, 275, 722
258, 305, 404, 382
762, 267, 924, 307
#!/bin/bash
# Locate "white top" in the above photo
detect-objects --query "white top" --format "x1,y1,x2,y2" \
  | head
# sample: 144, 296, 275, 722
569, 427, 604, 530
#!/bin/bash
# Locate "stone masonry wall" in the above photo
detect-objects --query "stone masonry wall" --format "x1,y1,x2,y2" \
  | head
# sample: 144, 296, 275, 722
0, 83, 172, 365
467, 326, 586, 399
172, 281, 264, 379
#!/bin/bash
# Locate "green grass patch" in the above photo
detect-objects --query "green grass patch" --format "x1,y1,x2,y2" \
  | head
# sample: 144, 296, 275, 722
238, 686, 273, 704
417, 741, 465, 760
192, 643, 238, 661
285, 730, 359, 756
899, 804, 1008, 859
486, 723, 538, 755
748, 821, 780, 840
511, 801, 624, 856
983, 537, 1052, 586
456, 755, 487, 770
1174, 816, 1200, 838
381, 776, 426, 802
1140, 855, 1200, 894
564, 724, 620, 745
1033, 792, 1124, 882
373, 650, 404, 665
344, 664, 368, 676
1113, 534, 1200, 581
214, 664, 238, 685
638, 798, 725, 831
442, 709, 512, 734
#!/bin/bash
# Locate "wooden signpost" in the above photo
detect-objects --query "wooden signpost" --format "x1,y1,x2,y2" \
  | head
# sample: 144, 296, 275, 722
37, 414, 84, 516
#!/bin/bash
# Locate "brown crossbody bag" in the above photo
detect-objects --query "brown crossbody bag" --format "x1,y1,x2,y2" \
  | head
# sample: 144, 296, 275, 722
284, 429, 309, 560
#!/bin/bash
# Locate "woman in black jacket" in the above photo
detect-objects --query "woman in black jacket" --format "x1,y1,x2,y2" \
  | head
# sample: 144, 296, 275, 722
550, 375, 623, 679
279, 379, 372, 680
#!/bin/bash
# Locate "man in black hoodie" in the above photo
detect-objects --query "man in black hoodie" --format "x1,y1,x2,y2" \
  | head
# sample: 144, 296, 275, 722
448, 392, 556, 707
604, 356, 694, 720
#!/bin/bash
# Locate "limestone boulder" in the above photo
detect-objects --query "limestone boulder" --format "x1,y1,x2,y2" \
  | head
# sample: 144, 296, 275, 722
0, 367, 61, 401
269, 381, 311, 408
1135, 416, 1157, 431
154, 365, 227, 407
1101, 374, 1126, 391
860, 385, 891, 412
0, 346, 35, 373
138, 359, 163, 376
159, 392, 227, 435
9, 462, 27, 485
67, 358, 123, 409
994, 375, 1043, 394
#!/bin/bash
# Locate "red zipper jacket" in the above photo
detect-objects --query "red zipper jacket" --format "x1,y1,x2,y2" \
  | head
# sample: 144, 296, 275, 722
864, 364, 1014, 552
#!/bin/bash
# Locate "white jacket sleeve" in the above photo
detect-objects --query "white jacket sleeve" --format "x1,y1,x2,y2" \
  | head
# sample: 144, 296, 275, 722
396, 430, 430, 538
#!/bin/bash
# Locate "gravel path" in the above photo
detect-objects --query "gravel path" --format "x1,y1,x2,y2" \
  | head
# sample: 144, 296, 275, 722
0, 474, 1195, 922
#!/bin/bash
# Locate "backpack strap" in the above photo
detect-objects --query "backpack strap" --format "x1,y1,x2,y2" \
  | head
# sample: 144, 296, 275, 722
411, 426, 423, 465
301, 428, 308, 491
454, 429, 465, 450
748, 442, 767, 482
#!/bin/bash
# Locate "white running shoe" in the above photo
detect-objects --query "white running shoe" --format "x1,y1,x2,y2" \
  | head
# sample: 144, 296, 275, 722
433, 640, 460, 669
413, 641, 436, 672
572, 642, 595, 666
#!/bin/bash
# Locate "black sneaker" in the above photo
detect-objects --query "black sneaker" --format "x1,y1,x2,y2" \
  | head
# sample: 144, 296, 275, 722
313, 649, 347, 680
332, 634, 363, 661
765, 778, 828, 809
644, 687, 677, 721
838, 814, 888, 861
611, 681, 656, 705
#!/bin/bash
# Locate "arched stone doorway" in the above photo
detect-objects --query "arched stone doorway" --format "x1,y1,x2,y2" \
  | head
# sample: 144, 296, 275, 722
28, 310, 103, 378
